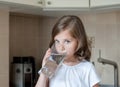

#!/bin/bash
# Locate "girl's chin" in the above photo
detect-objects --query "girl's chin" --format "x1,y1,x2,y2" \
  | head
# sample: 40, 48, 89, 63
64, 56, 72, 60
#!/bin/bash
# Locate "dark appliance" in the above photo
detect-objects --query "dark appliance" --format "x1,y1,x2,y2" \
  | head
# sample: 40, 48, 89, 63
11, 56, 35, 87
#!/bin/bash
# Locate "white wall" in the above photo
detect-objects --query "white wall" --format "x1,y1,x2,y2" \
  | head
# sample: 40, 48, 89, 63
0, 8, 9, 87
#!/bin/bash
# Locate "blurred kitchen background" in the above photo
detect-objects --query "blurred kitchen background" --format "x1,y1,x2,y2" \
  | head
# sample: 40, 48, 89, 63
0, 0, 120, 87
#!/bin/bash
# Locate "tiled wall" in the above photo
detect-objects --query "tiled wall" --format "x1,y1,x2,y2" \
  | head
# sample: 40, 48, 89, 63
0, 9, 9, 87
9, 13, 44, 79
79, 12, 120, 85
9, 11, 120, 85
9, 14, 57, 81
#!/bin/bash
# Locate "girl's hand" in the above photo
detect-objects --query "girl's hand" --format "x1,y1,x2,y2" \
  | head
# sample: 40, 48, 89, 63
42, 48, 51, 67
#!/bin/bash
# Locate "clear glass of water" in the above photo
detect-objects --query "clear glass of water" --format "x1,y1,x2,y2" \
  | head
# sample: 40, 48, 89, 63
39, 44, 66, 78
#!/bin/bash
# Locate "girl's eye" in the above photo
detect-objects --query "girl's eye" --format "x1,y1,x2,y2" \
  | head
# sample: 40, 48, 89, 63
55, 40, 59, 44
65, 40, 70, 44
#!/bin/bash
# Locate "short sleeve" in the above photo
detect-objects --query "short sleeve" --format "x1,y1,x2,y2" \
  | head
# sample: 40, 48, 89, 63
89, 64, 101, 87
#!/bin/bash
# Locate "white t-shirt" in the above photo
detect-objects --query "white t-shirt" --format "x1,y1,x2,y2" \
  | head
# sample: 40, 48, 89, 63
49, 59, 100, 87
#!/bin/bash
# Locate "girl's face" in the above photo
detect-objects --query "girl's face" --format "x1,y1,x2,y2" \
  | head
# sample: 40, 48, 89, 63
54, 29, 78, 58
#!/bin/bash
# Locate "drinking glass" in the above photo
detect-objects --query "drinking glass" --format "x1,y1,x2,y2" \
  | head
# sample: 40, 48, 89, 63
38, 44, 66, 78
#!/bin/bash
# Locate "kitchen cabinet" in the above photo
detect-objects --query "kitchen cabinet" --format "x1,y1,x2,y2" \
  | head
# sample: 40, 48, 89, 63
44, 0, 89, 8
91, 0, 120, 7
0, 0, 43, 7
1, 0, 120, 16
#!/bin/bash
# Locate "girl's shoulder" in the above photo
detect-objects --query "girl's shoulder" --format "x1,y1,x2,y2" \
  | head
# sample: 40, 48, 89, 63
80, 59, 93, 66
61, 59, 94, 70
76, 59, 94, 70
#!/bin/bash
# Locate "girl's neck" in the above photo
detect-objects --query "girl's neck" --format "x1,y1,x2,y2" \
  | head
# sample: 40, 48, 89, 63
63, 56, 80, 66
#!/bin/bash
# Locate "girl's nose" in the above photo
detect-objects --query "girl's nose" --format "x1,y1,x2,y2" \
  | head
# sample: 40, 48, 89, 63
59, 44, 65, 52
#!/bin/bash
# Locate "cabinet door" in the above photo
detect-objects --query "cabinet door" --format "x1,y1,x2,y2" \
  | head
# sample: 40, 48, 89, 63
91, 0, 120, 7
0, 0, 43, 7
44, 0, 89, 8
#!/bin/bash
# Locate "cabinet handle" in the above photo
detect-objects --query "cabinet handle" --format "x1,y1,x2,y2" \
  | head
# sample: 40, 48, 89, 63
38, 1, 43, 4
47, 1, 51, 5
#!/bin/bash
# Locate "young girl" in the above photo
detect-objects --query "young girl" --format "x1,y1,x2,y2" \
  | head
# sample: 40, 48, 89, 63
35, 15, 100, 87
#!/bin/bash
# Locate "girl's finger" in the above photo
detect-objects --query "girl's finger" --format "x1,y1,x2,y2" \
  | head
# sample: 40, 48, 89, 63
43, 48, 51, 60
